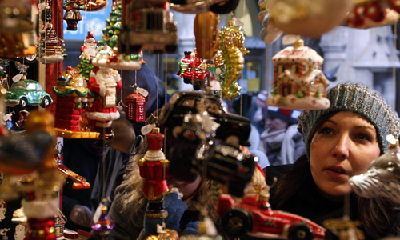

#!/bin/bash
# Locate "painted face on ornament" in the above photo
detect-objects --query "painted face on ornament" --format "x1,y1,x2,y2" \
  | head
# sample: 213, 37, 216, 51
309, 111, 380, 199
85, 39, 96, 48
266, 117, 288, 132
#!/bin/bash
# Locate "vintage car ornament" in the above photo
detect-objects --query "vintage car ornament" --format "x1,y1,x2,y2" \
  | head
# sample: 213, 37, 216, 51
267, 39, 330, 110
6, 78, 53, 109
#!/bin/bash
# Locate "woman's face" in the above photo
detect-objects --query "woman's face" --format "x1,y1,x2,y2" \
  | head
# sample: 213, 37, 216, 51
169, 174, 202, 200
309, 111, 380, 198
266, 117, 288, 132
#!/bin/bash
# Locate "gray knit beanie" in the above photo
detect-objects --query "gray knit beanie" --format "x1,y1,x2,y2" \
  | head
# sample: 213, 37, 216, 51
298, 82, 400, 156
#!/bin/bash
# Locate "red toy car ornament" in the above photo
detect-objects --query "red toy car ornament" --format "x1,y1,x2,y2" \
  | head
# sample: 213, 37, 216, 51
217, 194, 326, 240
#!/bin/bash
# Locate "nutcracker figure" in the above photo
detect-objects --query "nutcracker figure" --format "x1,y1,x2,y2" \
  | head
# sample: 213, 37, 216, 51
138, 127, 169, 218
86, 66, 122, 137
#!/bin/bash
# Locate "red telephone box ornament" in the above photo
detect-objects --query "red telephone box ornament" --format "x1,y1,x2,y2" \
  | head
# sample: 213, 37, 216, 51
126, 90, 146, 123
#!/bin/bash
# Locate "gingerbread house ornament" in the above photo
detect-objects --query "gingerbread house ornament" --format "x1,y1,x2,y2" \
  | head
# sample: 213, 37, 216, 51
266, 39, 330, 110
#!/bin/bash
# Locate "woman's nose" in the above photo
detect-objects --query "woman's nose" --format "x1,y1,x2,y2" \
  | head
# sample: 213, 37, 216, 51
332, 135, 350, 160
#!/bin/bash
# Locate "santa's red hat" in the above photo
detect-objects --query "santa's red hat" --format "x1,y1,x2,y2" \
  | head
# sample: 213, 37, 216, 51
85, 31, 96, 43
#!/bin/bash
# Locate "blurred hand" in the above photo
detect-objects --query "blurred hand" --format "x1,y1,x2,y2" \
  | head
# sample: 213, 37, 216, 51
70, 205, 92, 227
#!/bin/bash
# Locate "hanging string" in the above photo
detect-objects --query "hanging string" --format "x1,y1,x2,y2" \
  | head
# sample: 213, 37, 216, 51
240, 93, 243, 116
393, 22, 397, 109
101, 127, 107, 200
135, 69, 137, 86
41, 0, 47, 111
157, 53, 160, 114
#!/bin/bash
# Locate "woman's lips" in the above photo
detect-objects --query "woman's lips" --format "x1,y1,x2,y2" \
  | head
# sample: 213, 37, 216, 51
324, 166, 348, 180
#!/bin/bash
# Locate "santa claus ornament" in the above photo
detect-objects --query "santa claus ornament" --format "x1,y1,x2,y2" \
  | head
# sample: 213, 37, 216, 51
80, 31, 97, 61
86, 66, 122, 137
139, 127, 169, 218
267, 39, 330, 110
78, 32, 97, 81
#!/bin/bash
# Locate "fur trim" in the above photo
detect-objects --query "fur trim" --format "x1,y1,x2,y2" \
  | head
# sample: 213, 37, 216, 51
143, 150, 166, 162
86, 111, 120, 121
99, 83, 106, 97
95, 121, 112, 128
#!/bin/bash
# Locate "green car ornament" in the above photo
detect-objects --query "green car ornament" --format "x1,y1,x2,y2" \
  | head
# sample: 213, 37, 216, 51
6, 79, 53, 108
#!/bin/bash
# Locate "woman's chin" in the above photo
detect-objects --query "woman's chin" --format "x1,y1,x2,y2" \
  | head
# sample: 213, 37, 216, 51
319, 184, 351, 201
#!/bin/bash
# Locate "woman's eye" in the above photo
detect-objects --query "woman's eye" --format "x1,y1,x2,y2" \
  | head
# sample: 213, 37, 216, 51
318, 127, 334, 135
354, 133, 372, 142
